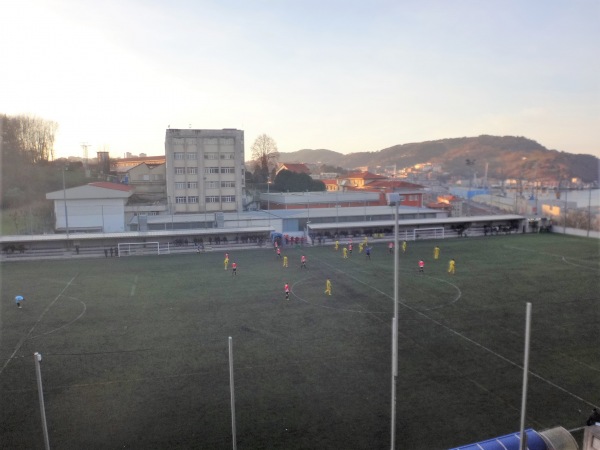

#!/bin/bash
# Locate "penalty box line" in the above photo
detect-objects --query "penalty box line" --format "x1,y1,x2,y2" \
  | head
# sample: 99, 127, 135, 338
0, 275, 78, 377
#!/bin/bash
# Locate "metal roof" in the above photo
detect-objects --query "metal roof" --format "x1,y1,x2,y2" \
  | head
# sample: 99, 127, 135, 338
0, 227, 272, 244
307, 214, 524, 230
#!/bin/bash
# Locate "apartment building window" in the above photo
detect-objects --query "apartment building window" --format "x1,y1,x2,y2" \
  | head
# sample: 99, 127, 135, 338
175, 196, 186, 204
187, 196, 199, 203
175, 167, 185, 175
206, 196, 219, 203
187, 182, 198, 189
221, 181, 235, 188
187, 167, 198, 174
220, 167, 235, 174
220, 153, 235, 160
222, 195, 236, 203
152, 174, 163, 180
205, 167, 219, 174
204, 153, 218, 160
174, 152, 185, 160
175, 182, 186, 190
186, 153, 197, 160
206, 180, 219, 189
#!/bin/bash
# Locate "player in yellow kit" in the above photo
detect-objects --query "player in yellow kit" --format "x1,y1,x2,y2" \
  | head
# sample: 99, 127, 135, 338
448, 259, 455, 274
224, 255, 229, 270
402, 241, 407, 253
324, 279, 332, 296
342, 247, 348, 259
334, 240, 339, 251
359, 242, 364, 253
283, 255, 288, 267
434, 246, 440, 260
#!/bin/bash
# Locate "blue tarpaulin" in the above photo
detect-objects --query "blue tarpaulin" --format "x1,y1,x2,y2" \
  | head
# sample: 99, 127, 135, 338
449, 429, 546, 450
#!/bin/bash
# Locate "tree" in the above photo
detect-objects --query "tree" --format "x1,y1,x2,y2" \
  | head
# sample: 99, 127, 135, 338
250, 134, 279, 183
273, 170, 326, 192
3, 114, 58, 163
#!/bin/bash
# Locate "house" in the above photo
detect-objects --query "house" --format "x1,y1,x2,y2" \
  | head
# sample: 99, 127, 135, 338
337, 171, 386, 189
111, 155, 166, 175
322, 179, 339, 192
276, 163, 311, 177
124, 162, 166, 202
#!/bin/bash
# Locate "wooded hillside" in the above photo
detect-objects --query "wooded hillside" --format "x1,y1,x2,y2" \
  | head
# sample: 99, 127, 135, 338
279, 135, 599, 183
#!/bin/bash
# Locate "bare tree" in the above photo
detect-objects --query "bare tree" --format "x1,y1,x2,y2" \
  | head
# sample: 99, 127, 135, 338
250, 134, 279, 183
4, 114, 58, 163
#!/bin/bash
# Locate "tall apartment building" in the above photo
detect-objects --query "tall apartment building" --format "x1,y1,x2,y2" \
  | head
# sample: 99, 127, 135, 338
165, 128, 245, 213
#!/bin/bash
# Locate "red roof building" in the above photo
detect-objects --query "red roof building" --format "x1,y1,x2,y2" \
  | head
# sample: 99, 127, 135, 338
276, 163, 311, 176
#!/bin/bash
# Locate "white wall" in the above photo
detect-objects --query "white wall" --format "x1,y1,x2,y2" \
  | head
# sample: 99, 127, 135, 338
54, 198, 126, 232
550, 226, 600, 239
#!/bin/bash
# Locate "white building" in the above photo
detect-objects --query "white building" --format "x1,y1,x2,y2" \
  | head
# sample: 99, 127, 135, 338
46, 182, 134, 233
165, 128, 245, 214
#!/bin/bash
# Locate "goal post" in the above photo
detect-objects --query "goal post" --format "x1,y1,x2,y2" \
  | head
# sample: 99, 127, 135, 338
117, 242, 169, 256
413, 227, 445, 240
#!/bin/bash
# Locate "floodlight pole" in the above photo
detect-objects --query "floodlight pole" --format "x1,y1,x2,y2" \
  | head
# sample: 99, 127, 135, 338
62, 167, 70, 241
34, 352, 51, 450
267, 178, 271, 228
390, 194, 401, 450
519, 303, 532, 450
228, 337, 237, 450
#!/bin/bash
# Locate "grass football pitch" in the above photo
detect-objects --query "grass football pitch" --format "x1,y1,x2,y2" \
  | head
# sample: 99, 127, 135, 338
1, 234, 599, 449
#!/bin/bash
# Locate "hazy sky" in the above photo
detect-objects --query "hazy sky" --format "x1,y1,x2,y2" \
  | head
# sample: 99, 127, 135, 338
3, 0, 599, 160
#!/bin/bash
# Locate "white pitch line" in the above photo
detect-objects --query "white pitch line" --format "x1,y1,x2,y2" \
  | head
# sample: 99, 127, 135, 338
504, 245, 600, 271
28, 299, 87, 339
316, 256, 598, 409
0, 275, 77, 376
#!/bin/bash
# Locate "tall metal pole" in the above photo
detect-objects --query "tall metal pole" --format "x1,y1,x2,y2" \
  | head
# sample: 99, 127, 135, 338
306, 190, 310, 222
62, 168, 70, 241
34, 352, 51, 450
228, 337, 237, 450
391, 197, 399, 450
267, 179, 270, 228
519, 303, 532, 450
587, 187, 592, 238
564, 187, 568, 234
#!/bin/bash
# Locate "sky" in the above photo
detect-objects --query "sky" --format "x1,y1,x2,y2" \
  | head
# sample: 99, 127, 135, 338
2, 0, 599, 161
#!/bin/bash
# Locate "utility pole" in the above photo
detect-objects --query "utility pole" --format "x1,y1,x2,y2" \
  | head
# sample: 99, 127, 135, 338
465, 159, 476, 216
62, 167, 70, 242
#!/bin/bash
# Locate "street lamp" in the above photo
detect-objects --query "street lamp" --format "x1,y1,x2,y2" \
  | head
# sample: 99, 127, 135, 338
336, 191, 339, 232
62, 166, 70, 241
267, 177, 272, 227
465, 159, 476, 216
387, 192, 403, 450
